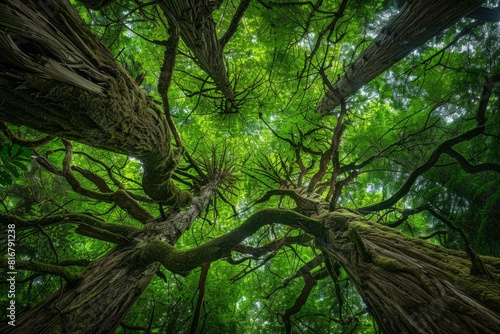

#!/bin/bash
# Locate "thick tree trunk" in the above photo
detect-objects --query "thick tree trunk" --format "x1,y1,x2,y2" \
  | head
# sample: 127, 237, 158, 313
4, 247, 158, 334
316, 0, 484, 114
319, 210, 500, 333
0, 0, 190, 205
158, 0, 234, 100
1, 181, 219, 333
129, 204, 500, 334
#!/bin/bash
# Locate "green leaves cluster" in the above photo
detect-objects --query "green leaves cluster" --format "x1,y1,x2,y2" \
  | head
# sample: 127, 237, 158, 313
0, 144, 32, 186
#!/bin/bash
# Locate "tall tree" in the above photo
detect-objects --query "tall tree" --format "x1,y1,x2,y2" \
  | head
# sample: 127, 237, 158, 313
1, 0, 500, 333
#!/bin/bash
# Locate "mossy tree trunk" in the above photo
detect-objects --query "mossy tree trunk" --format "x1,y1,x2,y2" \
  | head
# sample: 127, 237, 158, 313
0, 0, 190, 205
5, 247, 158, 334
2, 180, 219, 334
134, 208, 500, 333
319, 210, 500, 333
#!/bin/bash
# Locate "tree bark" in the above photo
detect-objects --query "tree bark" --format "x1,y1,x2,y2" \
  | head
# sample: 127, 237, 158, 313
0, 0, 190, 206
136, 205, 500, 333
158, 0, 234, 100
1, 181, 219, 334
316, 0, 484, 114
2, 1, 499, 333
319, 210, 500, 333
131, 201, 500, 334
3, 247, 158, 334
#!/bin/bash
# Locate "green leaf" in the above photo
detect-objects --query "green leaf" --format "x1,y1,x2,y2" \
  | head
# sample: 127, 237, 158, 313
0, 170, 13, 185
1, 144, 8, 157
9, 159, 29, 172
11, 143, 21, 156
5, 163, 21, 178
18, 147, 33, 159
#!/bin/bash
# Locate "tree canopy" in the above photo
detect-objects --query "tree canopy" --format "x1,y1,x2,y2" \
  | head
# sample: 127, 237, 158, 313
1, 0, 500, 333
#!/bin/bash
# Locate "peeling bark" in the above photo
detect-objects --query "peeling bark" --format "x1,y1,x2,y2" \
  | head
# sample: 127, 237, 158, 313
1, 178, 220, 334
5, 248, 156, 334
158, 0, 234, 100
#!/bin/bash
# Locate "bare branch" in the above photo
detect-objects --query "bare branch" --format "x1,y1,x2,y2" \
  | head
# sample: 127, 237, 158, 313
189, 263, 210, 334
359, 74, 499, 213
220, 0, 251, 48
33, 144, 155, 224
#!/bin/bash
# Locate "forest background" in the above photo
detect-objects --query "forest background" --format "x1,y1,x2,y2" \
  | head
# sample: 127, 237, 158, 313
1, 0, 500, 333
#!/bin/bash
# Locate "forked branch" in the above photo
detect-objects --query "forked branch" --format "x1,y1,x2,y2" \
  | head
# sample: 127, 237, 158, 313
359, 74, 499, 213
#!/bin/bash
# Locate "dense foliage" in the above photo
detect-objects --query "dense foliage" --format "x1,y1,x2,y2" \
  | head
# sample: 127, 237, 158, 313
1, 0, 500, 333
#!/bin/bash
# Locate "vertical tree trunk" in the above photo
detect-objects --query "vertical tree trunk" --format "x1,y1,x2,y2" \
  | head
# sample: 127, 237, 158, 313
316, 0, 484, 114
319, 210, 500, 333
2, 182, 219, 334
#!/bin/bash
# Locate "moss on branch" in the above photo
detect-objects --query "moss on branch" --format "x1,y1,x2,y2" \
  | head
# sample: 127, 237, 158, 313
0, 258, 82, 282
139, 209, 321, 273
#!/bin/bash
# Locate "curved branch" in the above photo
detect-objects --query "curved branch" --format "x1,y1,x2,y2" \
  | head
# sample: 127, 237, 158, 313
419, 230, 447, 240
120, 322, 152, 334
189, 263, 210, 334
254, 189, 321, 212
282, 272, 316, 334
232, 234, 313, 258
445, 148, 500, 174
308, 93, 347, 193
0, 123, 54, 148
138, 209, 321, 273
384, 204, 431, 228
158, 29, 183, 148
34, 143, 154, 223
0, 258, 82, 282
359, 73, 499, 213
1, 212, 136, 246
359, 126, 484, 213
71, 165, 112, 192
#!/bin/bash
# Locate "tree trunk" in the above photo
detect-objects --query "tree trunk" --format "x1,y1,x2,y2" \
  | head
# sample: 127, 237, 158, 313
1, 181, 219, 334
123, 204, 500, 334
158, 0, 234, 100
316, 0, 484, 114
0, 0, 190, 205
319, 210, 500, 333
4, 247, 158, 334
